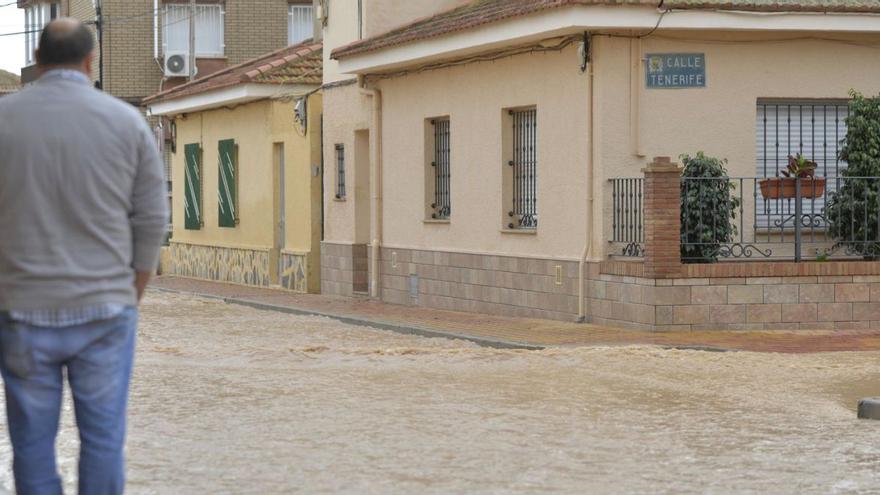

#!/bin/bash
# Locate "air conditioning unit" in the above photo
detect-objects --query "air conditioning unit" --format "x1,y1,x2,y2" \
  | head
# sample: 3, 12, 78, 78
164, 52, 195, 78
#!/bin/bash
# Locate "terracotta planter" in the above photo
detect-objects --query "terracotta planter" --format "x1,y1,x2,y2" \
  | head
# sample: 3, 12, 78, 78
759, 177, 826, 200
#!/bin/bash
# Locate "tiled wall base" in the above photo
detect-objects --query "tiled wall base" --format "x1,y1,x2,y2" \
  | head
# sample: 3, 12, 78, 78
167, 242, 270, 287
321, 242, 368, 296
378, 247, 581, 322
280, 252, 309, 293
591, 272, 880, 331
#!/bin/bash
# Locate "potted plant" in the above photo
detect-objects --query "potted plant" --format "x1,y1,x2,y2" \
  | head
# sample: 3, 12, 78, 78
680, 152, 741, 263
759, 154, 826, 199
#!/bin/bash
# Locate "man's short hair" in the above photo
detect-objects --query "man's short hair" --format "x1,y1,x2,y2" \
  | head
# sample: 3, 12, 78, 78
36, 20, 95, 66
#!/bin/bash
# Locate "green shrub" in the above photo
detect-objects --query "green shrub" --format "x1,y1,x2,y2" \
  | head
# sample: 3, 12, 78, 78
826, 91, 880, 259
680, 152, 741, 263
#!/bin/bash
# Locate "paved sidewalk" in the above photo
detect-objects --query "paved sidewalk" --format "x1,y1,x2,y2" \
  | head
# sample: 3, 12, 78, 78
150, 276, 880, 353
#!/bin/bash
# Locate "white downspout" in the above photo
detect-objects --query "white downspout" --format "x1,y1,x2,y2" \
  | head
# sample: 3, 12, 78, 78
578, 36, 598, 323
358, 75, 383, 298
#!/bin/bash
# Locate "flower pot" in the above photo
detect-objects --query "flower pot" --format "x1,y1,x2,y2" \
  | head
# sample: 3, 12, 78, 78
759, 177, 826, 200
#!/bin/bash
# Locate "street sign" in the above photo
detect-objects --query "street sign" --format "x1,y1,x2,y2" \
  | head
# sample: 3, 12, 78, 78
646, 53, 706, 89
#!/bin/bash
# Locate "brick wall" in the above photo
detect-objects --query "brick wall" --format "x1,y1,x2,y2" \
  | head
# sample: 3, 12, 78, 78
102, 0, 161, 102
60, 0, 291, 104
224, 0, 289, 66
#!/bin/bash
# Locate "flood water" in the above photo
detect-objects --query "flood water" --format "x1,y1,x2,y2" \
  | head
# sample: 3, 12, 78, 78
1, 291, 879, 494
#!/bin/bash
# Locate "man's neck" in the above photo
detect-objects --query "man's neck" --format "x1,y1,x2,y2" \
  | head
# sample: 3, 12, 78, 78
39, 67, 91, 85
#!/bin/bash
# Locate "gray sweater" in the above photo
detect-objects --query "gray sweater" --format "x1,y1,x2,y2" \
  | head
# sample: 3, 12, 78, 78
0, 72, 168, 311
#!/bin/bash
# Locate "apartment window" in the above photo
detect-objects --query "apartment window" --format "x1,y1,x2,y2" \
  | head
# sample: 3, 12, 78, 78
288, 3, 314, 45
183, 143, 203, 230
24, 2, 59, 66
163, 4, 225, 57
756, 100, 849, 227
218, 139, 239, 227
507, 108, 538, 229
335, 144, 346, 199
428, 118, 451, 219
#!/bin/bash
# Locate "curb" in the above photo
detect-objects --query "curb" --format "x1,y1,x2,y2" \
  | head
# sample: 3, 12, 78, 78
149, 287, 545, 351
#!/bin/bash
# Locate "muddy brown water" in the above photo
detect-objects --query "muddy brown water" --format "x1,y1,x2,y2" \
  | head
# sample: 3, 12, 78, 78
1, 291, 879, 494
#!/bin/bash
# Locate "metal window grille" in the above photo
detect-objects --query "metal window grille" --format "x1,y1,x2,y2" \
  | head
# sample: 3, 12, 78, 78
756, 100, 849, 228
288, 5, 314, 45
508, 108, 537, 229
335, 144, 345, 199
431, 119, 451, 219
163, 4, 225, 57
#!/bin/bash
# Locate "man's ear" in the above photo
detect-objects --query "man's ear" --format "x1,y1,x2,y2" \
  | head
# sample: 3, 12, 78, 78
82, 50, 94, 75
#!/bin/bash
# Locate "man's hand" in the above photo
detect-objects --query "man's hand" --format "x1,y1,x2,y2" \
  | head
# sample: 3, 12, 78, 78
135, 271, 152, 303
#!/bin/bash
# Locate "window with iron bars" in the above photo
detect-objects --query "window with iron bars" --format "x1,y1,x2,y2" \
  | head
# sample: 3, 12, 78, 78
429, 118, 451, 219
756, 99, 850, 228
335, 144, 346, 199
508, 108, 538, 229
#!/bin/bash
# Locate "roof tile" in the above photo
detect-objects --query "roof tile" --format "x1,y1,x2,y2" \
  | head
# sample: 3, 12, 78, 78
332, 0, 880, 59
145, 41, 322, 105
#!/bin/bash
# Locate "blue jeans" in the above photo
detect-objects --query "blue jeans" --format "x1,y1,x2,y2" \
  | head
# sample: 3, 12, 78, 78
0, 307, 138, 495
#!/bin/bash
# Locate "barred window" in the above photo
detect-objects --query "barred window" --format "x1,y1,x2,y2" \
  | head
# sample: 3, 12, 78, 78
429, 118, 451, 219
335, 144, 346, 199
508, 108, 537, 229
756, 100, 849, 227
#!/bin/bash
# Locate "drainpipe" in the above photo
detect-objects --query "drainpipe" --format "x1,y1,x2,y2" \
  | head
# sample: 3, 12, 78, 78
578, 35, 598, 323
358, 75, 383, 298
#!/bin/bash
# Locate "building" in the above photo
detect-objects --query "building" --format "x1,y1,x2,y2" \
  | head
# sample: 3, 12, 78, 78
319, 0, 468, 296
18, 0, 316, 104
145, 42, 324, 292
0, 70, 20, 97
327, 0, 880, 329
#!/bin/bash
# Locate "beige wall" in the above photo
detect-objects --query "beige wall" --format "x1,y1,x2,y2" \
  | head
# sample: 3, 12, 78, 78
595, 31, 880, 256
322, 0, 466, 84
376, 45, 590, 260
362, 0, 466, 38
365, 30, 880, 265
172, 95, 322, 261
321, 82, 372, 244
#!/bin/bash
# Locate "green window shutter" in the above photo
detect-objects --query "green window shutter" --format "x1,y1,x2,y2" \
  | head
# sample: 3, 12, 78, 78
218, 139, 238, 228
183, 143, 202, 230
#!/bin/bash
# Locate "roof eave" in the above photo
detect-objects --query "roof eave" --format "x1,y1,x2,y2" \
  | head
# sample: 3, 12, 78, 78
334, 5, 880, 74
146, 82, 316, 116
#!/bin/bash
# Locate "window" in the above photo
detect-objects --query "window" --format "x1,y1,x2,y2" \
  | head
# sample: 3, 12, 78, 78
335, 144, 346, 199
288, 3, 314, 45
183, 143, 203, 230
218, 139, 239, 227
507, 108, 538, 229
756, 100, 849, 227
163, 4, 225, 57
25, 2, 59, 66
427, 118, 451, 219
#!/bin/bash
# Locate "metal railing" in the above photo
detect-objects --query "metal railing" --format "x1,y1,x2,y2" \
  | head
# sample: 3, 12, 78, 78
610, 178, 644, 257
681, 176, 880, 262
609, 175, 880, 262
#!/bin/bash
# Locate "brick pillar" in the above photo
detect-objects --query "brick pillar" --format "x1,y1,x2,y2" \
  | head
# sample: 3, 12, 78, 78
643, 157, 683, 279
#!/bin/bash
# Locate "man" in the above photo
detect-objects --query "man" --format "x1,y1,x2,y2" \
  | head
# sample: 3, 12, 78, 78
0, 18, 168, 494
